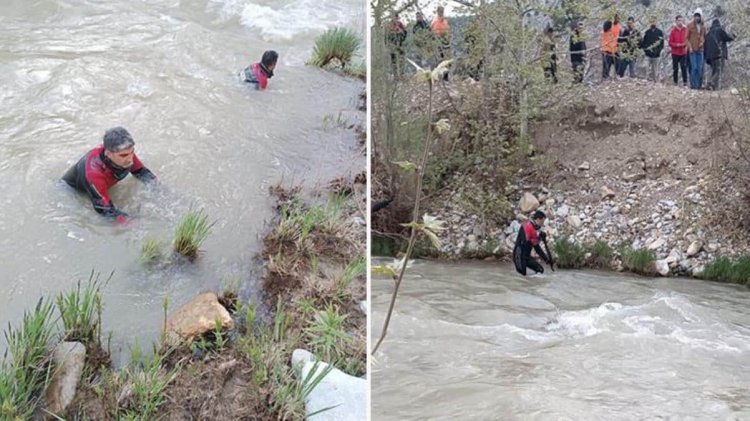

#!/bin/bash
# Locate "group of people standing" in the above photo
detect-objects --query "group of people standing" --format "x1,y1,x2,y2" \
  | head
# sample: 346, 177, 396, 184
590, 9, 735, 90
386, 7, 451, 79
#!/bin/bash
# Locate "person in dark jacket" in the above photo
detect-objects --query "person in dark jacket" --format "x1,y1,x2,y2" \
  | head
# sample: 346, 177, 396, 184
641, 17, 664, 81
704, 19, 735, 90
513, 211, 553, 276
413, 11, 434, 68
62, 127, 157, 224
569, 21, 587, 83
617, 17, 641, 78
541, 26, 558, 83
386, 13, 407, 77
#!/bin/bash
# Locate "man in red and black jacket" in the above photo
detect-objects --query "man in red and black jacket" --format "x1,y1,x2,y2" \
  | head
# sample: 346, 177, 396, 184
62, 127, 156, 224
243, 50, 278, 90
513, 210, 552, 276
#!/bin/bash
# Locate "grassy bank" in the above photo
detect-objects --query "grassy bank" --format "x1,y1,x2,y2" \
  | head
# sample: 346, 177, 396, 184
1, 181, 365, 420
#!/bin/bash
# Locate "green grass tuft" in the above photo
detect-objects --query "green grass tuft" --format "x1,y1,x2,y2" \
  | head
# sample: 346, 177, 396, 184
304, 304, 351, 368
0, 298, 55, 420
309, 27, 361, 69
621, 247, 657, 276
588, 240, 614, 269
55, 272, 108, 345
703, 256, 750, 284
140, 238, 162, 264
553, 236, 586, 269
173, 210, 215, 260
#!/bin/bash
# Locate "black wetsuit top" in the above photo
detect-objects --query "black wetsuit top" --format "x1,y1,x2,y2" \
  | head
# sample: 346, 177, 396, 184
62, 145, 156, 221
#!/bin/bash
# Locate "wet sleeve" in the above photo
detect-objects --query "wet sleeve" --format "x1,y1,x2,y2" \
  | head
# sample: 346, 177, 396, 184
130, 154, 157, 183
534, 244, 550, 263
84, 172, 129, 221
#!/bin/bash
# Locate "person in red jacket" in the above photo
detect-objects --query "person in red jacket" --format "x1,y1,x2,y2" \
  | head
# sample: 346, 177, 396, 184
243, 50, 278, 90
513, 210, 553, 276
62, 127, 156, 224
668, 15, 689, 86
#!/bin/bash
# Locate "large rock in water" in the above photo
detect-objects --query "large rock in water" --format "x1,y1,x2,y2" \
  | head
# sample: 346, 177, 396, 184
166, 292, 234, 342
292, 349, 366, 421
655, 260, 670, 276
519, 193, 540, 213
45, 341, 86, 416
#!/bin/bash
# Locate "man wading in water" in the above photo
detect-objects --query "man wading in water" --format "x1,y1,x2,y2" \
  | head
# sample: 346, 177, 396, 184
62, 127, 156, 224
243, 50, 278, 90
513, 210, 554, 276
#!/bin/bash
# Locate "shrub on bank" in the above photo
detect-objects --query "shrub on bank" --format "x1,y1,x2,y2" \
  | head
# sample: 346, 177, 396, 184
621, 247, 657, 276
703, 256, 750, 285
553, 236, 585, 269
588, 240, 613, 269
309, 28, 361, 69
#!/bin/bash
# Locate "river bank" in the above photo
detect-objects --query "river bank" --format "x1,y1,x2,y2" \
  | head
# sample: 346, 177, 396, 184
373, 77, 750, 286
0, 170, 366, 420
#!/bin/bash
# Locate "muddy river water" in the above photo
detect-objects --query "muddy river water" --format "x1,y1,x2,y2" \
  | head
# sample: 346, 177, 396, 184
0, 0, 364, 363
372, 259, 750, 420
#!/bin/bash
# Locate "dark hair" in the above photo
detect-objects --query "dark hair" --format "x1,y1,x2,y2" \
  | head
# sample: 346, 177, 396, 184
103, 127, 134, 152
603, 20, 612, 32
676, 15, 683, 20
627, 16, 635, 22
694, 12, 701, 17
545, 26, 554, 34
532, 210, 547, 220
261, 50, 278, 67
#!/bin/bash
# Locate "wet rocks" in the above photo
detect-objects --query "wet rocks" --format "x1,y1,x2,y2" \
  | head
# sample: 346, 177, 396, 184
292, 349, 366, 421
166, 292, 234, 343
45, 341, 86, 416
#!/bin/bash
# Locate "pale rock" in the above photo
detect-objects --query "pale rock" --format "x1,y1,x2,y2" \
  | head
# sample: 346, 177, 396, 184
166, 292, 234, 343
45, 342, 86, 416
686, 240, 703, 257
647, 237, 666, 250
655, 260, 670, 276
519, 192, 540, 213
567, 215, 582, 228
292, 349, 366, 421
600, 186, 616, 199
557, 205, 570, 217
692, 265, 705, 277
578, 161, 590, 171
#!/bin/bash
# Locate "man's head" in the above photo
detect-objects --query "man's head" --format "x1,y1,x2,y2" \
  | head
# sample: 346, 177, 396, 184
614, 13, 620, 24
416, 11, 424, 21
603, 20, 612, 33
694, 9, 702, 24
627, 16, 635, 29
532, 210, 547, 226
649, 16, 657, 28
545, 26, 554, 35
676, 15, 684, 27
577, 21, 584, 31
437, 5, 444, 18
261, 50, 278, 72
103, 127, 135, 169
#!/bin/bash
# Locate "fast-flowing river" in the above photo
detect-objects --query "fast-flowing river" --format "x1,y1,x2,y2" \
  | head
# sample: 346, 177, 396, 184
372, 259, 750, 420
0, 0, 364, 363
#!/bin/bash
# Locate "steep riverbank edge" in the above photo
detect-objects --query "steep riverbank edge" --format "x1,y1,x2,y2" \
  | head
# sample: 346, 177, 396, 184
374, 78, 750, 286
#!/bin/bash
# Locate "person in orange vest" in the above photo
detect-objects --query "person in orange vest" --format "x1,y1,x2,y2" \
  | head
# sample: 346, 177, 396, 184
601, 20, 618, 79
431, 5, 451, 81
